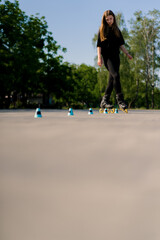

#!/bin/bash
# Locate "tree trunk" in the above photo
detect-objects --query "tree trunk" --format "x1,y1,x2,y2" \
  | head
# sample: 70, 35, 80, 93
145, 81, 149, 109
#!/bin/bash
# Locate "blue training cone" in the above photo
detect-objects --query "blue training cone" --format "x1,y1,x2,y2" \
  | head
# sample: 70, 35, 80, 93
115, 108, 118, 114
34, 108, 42, 118
68, 108, 74, 116
88, 108, 93, 115
104, 108, 108, 114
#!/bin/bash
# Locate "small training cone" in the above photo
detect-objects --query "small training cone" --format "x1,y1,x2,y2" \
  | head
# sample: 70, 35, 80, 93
68, 108, 74, 116
34, 108, 42, 118
115, 108, 118, 114
104, 108, 108, 114
88, 108, 93, 115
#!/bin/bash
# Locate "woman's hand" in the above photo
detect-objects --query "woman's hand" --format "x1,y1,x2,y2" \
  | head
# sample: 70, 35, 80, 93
127, 53, 133, 60
97, 57, 103, 67
97, 47, 103, 67
120, 45, 133, 60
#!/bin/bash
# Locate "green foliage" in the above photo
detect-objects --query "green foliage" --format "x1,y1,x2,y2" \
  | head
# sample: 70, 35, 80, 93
65, 64, 98, 108
0, 0, 64, 107
129, 10, 160, 108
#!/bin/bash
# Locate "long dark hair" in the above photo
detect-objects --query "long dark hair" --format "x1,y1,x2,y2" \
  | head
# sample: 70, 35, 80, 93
99, 10, 120, 41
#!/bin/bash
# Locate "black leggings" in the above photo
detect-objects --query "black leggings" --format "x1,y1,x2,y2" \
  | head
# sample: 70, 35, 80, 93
103, 58, 121, 95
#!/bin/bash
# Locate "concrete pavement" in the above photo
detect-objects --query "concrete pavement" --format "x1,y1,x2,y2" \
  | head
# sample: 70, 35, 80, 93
1, 109, 160, 240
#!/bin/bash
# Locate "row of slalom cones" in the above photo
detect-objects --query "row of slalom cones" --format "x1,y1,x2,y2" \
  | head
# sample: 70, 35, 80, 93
68, 108, 119, 115
34, 107, 94, 118
34, 107, 119, 118
68, 108, 94, 116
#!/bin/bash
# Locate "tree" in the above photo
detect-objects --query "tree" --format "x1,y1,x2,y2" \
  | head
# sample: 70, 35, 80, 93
129, 10, 160, 108
0, 0, 66, 107
70, 64, 98, 108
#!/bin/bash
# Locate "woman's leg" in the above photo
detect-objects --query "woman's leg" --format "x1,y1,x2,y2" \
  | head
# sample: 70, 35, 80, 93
103, 58, 127, 108
105, 73, 114, 95
103, 59, 114, 96
106, 58, 121, 94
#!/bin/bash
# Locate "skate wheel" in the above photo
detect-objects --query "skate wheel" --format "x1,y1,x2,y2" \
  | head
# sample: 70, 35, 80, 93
99, 108, 104, 114
120, 108, 128, 113
108, 108, 114, 113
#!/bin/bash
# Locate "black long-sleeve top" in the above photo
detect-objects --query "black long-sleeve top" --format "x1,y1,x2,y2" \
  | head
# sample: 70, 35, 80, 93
97, 28, 125, 59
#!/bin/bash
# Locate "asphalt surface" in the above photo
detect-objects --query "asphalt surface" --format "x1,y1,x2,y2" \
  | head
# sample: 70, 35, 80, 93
1, 109, 160, 240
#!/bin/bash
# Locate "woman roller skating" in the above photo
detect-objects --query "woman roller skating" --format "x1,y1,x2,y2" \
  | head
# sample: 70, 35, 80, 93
97, 10, 132, 113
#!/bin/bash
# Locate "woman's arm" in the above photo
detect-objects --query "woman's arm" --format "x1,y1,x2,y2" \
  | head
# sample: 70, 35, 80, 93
120, 45, 133, 60
97, 47, 103, 67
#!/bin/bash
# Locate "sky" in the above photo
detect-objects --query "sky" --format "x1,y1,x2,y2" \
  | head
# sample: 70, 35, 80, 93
8, 0, 160, 66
